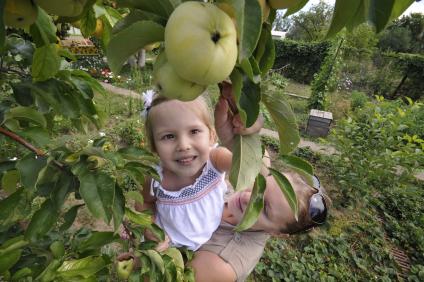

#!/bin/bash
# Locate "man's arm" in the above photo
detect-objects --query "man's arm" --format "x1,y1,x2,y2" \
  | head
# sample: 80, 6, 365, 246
189, 251, 237, 282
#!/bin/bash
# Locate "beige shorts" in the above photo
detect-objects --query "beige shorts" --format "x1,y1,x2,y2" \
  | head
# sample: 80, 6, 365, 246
199, 222, 269, 282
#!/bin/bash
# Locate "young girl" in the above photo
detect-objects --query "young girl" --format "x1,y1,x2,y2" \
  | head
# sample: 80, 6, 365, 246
137, 93, 234, 251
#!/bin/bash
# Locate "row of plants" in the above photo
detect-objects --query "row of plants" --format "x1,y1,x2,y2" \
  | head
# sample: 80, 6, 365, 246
254, 95, 423, 281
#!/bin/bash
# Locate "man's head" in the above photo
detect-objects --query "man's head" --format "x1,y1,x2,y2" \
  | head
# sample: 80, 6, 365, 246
225, 171, 329, 234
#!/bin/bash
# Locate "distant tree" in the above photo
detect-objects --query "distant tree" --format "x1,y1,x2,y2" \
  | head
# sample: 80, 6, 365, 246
378, 26, 412, 53
272, 10, 292, 31
378, 13, 424, 53
286, 1, 333, 42
344, 24, 378, 50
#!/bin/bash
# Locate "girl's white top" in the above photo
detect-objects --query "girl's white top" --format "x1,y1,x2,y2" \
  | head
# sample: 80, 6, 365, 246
150, 159, 227, 250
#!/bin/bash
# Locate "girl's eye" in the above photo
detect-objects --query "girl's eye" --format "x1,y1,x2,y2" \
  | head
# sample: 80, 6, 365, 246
191, 129, 200, 134
162, 134, 175, 140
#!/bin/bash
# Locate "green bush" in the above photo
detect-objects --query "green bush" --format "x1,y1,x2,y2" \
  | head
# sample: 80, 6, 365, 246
327, 97, 424, 274
350, 91, 368, 110
273, 40, 331, 84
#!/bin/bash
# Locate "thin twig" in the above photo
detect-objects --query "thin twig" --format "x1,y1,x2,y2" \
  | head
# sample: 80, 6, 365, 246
0, 127, 64, 168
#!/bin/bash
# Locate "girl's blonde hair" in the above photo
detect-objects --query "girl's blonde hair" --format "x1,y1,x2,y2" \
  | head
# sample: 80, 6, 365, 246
144, 95, 216, 152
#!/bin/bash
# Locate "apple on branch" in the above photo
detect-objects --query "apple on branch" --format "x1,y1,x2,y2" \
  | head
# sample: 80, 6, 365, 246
153, 52, 206, 101
3, 0, 38, 28
164, 1, 238, 86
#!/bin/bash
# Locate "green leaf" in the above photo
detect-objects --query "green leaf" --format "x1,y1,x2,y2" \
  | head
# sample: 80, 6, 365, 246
80, 6, 97, 37
143, 250, 165, 274
19, 126, 50, 147
25, 199, 59, 242
112, 9, 167, 34
1, 170, 20, 194
57, 256, 108, 279
69, 69, 108, 96
239, 57, 261, 84
279, 155, 314, 186
389, 0, 414, 21
16, 153, 47, 190
112, 185, 125, 231
106, 20, 165, 74
73, 165, 115, 223
116, 0, 176, 19
346, 0, 367, 31
32, 44, 61, 81
60, 204, 84, 231
283, 0, 309, 17
230, 68, 261, 127
230, 0, 262, 61
229, 134, 262, 191
126, 191, 144, 205
0, 236, 28, 255
125, 207, 153, 227
77, 232, 119, 253
262, 92, 299, 154
29, 7, 57, 47
0, 249, 22, 274
163, 248, 184, 270
0, 189, 33, 231
268, 168, 298, 221
235, 174, 266, 231
4, 106, 47, 128
368, 0, 395, 33
51, 172, 76, 209
0, 160, 16, 174
118, 147, 158, 163
258, 25, 275, 77
326, 0, 362, 38
11, 82, 34, 107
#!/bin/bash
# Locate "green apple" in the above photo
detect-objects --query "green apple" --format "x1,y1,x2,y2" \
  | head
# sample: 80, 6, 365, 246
49, 241, 65, 258
93, 18, 103, 38
165, 1, 237, 86
268, 0, 300, 10
3, 0, 38, 28
116, 258, 134, 280
153, 52, 206, 101
35, 0, 87, 17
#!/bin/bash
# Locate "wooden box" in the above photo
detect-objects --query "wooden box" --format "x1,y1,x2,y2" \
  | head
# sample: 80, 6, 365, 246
306, 109, 333, 137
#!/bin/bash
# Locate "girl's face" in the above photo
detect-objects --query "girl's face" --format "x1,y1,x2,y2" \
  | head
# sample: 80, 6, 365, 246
149, 100, 214, 184
226, 173, 316, 234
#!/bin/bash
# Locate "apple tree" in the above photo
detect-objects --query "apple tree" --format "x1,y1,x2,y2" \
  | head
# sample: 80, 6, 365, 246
0, 0, 415, 280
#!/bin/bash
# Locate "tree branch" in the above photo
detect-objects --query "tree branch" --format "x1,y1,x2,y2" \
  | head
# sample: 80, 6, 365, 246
0, 127, 64, 168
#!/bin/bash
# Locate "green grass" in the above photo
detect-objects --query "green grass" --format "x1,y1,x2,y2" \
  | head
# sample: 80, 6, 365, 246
285, 79, 311, 97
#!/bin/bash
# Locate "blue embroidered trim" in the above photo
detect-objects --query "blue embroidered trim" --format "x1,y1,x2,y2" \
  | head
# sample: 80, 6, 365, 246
156, 168, 219, 200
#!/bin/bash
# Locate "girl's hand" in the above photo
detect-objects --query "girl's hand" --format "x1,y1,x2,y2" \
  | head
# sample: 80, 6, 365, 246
215, 81, 264, 149
144, 229, 170, 252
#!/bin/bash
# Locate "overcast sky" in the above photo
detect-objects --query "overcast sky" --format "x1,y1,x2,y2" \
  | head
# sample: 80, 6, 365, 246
302, 0, 424, 17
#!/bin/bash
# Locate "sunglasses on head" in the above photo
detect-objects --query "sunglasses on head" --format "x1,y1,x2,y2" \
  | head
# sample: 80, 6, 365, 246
309, 175, 327, 225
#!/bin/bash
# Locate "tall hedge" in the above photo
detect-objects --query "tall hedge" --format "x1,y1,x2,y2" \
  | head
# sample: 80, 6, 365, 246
273, 39, 331, 84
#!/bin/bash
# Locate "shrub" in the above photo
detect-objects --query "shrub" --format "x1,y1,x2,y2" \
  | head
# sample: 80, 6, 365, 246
350, 91, 368, 110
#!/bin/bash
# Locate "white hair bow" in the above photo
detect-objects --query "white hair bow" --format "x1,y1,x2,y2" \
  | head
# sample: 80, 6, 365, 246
141, 89, 156, 119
